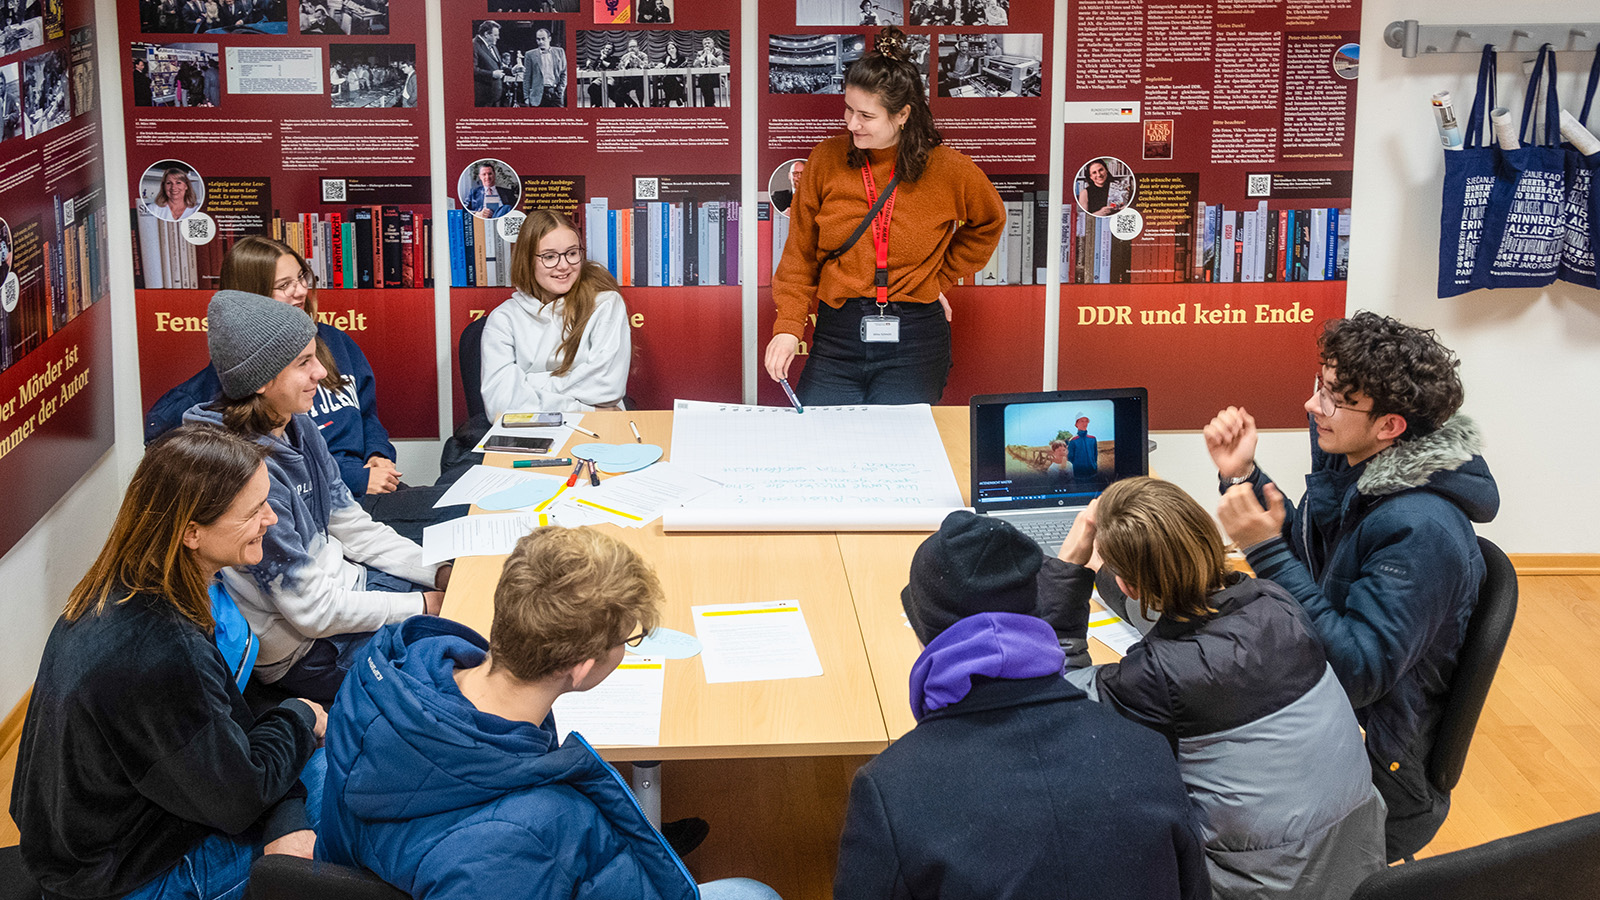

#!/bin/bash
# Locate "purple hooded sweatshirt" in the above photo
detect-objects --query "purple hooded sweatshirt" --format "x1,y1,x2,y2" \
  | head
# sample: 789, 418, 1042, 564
908, 612, 1066, 721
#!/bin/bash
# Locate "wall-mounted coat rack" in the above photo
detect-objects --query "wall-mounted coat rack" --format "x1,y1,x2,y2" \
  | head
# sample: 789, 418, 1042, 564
1384, 21, 1600, 57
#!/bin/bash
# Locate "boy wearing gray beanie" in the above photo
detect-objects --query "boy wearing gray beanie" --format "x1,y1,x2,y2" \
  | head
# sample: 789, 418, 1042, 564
833, 510, 1209, 900
184, 290, 450, 703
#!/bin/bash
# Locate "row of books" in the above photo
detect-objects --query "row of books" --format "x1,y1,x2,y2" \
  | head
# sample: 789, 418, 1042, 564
584, 197, 743, 288
447, 199, 745, 289
446, 209, 516, 289
1063, 202, 1353, 285
50, 196, 110, 331
273, 208, 435, 291
132, 207, 435, 291
1194, 203, 1351, 284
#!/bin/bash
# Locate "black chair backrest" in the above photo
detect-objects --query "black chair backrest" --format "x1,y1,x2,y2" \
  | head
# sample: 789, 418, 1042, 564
0, 845, 41, 900
1351, 810, 1600, 900
246, 854, 412, 900
459, 315, 489, 422
1427, 536, 1518, 795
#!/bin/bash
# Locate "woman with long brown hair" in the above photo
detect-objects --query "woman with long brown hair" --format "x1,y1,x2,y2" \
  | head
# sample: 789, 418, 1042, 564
12, 424, 326, 900
146, 235, 403, 500
766, 25, 1003, 405
479, 207, 630, 417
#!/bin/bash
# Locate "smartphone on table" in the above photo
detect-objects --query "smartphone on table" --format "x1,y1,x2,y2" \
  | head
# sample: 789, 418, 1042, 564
482, 435, 554, 454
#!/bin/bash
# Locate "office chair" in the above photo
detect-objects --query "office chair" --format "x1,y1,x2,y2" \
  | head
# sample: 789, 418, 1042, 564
0, 845, 40, 900
1427, 536, 1519, 796
1351, 811, 1600, 900
245, 854, 411, 900
458, 314, 489, 422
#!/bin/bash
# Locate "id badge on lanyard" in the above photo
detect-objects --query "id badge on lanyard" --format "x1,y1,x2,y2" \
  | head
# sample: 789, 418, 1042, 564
860, 164, 899, 343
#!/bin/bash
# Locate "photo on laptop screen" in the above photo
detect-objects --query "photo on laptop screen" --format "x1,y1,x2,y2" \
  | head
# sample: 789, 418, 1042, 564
971, 389, 1148, 513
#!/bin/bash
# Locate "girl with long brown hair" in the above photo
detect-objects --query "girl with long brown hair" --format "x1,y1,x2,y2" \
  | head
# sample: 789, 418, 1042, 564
766, 25, 1003, 405
146, 235, 403, 499
12, 425, 327, 900
479, 207, 631, 417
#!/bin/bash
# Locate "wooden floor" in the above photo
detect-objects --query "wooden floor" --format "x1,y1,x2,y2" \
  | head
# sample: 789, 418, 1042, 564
4, 574, 1600, 898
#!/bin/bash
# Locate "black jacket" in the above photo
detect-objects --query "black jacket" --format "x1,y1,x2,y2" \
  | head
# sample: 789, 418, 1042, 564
835, 675, 1210, 900
10, 591, 317, 900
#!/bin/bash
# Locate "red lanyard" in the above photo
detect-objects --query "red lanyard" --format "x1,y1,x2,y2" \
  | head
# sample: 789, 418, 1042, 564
861, 164, 897, 308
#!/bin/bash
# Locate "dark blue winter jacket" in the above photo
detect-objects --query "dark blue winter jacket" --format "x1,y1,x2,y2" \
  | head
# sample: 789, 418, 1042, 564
318, 617, 698, 900
1232, 415, 1499, 789
145, 323, 396, 496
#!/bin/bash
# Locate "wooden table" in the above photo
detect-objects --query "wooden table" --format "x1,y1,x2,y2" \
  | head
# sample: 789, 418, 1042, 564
446, 407, 1123, 756
445, 410, 890, 762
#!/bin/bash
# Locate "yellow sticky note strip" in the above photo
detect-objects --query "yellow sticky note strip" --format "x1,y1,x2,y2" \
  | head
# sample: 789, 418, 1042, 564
617, 662, 663, 670
700, 607, 800, 617
533, 484, 567, 512
1088, 616, 1125, 628
574, 498, 645, 521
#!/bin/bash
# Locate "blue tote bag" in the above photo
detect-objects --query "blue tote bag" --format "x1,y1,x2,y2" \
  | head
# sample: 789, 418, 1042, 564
1476, 44, 1567, 290
1438, 46, 1499, 297
1557, 45, 1600, 288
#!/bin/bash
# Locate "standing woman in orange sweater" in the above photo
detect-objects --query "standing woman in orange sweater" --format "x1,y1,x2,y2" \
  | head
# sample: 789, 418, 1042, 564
766, 26, 1004, 405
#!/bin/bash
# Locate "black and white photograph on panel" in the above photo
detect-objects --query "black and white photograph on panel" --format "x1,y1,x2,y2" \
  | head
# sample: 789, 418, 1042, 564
131, 42, 219, 108
937, 32, 1040, 97
0, 0, 44, 54
633, 0, 672, 24
330, 43, 415, 107
301, 0, 389, 36
909, 0, 1007, 26
576, 30, 728, 109
69, 26, 94, 116
768, 34, 864, 94
22, 46, 69, 139
471, 21, 566, 108
487, 0, 578, 10
796, 0, 903, 26
0, 63, 20, 141
139, 0, 291, 35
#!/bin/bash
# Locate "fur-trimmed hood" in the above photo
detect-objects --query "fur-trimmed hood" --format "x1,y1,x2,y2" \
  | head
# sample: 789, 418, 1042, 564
1344, 414, 1498, 523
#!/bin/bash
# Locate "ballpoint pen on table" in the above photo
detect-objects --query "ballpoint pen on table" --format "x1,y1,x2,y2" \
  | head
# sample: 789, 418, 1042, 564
569, 423, 600, 438
629, 420, 642, 443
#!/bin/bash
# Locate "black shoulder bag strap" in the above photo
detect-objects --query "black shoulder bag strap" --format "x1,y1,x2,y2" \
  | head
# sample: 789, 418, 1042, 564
820, 172, 900, 263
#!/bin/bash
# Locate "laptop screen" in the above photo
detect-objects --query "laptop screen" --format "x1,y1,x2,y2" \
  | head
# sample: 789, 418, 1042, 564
970, 388, 1149, 513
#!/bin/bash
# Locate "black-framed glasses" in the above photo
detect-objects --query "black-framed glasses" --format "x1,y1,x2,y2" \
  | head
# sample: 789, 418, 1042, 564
624, 627, 650, 647
1310, 373, 1366, 418
272, 269, 317, 295
536, 248, 584, 268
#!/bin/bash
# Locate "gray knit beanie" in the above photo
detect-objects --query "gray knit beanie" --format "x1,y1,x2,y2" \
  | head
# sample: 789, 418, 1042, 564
206, 290, 318, 399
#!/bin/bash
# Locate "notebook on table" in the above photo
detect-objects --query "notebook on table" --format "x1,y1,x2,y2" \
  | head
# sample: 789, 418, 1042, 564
969, 388, 1150, 555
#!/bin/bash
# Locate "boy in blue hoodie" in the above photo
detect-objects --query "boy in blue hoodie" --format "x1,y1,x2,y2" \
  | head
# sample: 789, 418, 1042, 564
318, 526, 781, 900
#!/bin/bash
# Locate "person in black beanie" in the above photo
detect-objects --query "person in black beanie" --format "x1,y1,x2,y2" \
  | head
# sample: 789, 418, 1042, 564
833, 510, 1210, 900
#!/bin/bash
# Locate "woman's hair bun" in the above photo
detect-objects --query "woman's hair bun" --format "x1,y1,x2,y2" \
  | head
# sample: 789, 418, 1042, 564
873, 26, 911, 62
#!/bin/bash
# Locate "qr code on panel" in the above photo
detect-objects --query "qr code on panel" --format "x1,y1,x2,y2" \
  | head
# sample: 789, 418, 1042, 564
187, 217, 211, 240
1114, 215, 1137, 236
321, 179, 348, 202
635, 177, 659, 201
1246, 174, 1271, 197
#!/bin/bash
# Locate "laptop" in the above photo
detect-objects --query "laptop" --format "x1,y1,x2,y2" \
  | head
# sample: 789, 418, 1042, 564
969, 388, 1150, 555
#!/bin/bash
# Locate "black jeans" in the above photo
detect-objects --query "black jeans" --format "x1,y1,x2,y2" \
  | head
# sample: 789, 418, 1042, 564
796, 298, 951, 405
